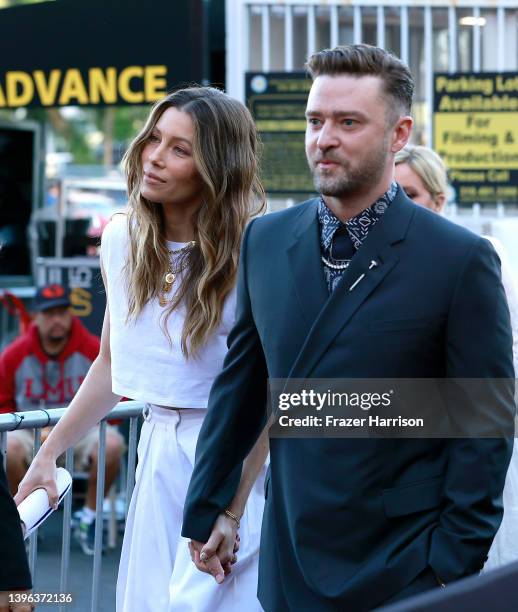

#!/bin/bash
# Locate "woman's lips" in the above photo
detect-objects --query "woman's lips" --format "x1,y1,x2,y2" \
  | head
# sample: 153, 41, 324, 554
144, 172, 166, 184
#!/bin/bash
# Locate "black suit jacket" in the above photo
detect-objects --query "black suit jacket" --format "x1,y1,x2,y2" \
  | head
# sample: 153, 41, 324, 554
183, 188, 515, 611
379, 560, 518, 611
0, 462, 31, 590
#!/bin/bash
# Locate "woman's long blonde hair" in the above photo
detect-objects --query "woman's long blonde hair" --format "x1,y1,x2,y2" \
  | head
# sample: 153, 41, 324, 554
122, 87, 265, 357
395, 145, 449, 206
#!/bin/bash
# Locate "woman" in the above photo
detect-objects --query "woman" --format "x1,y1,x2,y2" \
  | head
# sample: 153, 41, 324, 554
15, 87, 268, 611
394, 145, 448, 213
396, 144, 518, 571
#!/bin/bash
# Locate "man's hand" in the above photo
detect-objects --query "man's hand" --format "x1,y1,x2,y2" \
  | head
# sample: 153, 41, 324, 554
188, 514, 240, 583
0, 591, 35, 612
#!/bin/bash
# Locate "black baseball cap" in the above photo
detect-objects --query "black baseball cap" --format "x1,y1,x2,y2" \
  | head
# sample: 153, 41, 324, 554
33, 284, 71, 312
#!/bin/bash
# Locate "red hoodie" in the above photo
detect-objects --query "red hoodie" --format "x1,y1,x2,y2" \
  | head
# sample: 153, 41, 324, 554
0, 317, 100, 413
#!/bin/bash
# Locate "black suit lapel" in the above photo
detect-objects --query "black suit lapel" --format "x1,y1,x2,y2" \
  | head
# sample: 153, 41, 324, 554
288, 189, 417, 380
286, 199, 329, 326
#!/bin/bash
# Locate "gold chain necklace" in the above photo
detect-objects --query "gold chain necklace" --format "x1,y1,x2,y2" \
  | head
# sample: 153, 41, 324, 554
159, 240, 196, 307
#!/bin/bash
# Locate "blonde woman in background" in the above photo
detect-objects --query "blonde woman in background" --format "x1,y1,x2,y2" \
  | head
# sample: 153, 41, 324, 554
15, 87, 268, 611
396, 144, 518, 571
394, 145, 448, 213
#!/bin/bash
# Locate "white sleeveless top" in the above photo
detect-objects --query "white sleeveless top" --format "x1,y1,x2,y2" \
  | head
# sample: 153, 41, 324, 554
100, 213, 236, 407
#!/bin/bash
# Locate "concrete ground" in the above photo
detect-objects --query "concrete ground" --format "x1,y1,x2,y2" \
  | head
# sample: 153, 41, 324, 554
32, 509, 121, 611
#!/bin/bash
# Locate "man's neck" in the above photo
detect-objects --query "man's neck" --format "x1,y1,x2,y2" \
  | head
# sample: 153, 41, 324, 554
40, 336, 68, 358
322, 177, 394, 223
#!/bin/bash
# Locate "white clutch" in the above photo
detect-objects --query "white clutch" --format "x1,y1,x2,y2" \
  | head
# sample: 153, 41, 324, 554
17, 467, 72, 539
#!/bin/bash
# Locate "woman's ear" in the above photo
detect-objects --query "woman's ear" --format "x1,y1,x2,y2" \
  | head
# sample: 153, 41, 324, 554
434, 193, 446, 213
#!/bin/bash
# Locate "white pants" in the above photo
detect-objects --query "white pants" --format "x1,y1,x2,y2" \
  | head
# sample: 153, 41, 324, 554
484, 443, 518, 571
117, 405, 266, 612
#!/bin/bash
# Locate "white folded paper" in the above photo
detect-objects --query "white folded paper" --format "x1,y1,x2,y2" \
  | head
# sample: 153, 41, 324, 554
17, 467, 72, 539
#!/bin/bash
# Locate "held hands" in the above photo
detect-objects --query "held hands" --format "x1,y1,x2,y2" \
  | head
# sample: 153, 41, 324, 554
14, 452, 59, 510
188, 513, 241, 584
0, 591, 34, 612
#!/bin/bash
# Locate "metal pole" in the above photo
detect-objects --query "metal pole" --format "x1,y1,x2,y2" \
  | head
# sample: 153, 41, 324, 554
377, 6, 385, 50
55, 181, 65, 259
307, 4, 316, 57
353, 6, 362, 45
400, 5, 409, 66
0, 431, 6, 471
285, 4, 294, 71
497, 7, 506, 72
59, 447, 74, 612
262, 4, 270, 72
424, 5, 434, 147
330, 4, 339, 48
225, 0, 248, 102
448, 5, 457, 73
91, 421, 106, 612
125, 416, 139, 519
28, 427, 42, 581
473, 7, 481, 72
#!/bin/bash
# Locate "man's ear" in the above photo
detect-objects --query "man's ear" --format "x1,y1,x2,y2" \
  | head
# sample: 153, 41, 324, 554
390, 116, 413, 153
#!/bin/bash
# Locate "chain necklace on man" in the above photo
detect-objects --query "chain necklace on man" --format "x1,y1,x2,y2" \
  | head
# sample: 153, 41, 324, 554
159, 241, 196, 307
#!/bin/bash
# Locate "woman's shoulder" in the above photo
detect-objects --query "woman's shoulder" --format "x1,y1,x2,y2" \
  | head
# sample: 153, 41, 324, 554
104, 210, 129, 232
101, 211, 130, 247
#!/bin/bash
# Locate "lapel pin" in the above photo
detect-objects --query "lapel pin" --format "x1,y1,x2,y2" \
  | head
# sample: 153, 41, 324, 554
349, 273, 365, 292
349, 260, 379, 291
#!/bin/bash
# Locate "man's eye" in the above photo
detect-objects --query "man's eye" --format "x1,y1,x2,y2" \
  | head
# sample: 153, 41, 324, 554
308, 118, 320, 126
342, 119, 356, 127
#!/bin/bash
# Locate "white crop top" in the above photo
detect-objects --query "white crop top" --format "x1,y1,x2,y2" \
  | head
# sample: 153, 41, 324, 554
100, 213, 236, 407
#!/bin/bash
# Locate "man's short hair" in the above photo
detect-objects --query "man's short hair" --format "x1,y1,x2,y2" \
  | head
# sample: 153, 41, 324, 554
305, 44, 414, 122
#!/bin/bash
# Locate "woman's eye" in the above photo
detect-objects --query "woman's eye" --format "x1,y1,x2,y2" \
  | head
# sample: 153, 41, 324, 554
149, 133, 160, 142
174, 147, 187, 156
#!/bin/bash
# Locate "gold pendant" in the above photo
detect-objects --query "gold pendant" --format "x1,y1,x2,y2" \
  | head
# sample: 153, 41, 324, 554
159, 295, 168, 307
165, 272, 176, 284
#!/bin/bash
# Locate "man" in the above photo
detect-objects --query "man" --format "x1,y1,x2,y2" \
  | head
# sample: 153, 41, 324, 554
182, 45, 515, 610
0, 284, 124, 555
380, 560, 518, 612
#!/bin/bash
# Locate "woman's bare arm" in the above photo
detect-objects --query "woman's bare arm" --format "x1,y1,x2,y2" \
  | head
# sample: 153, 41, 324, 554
14, 264, 121, 506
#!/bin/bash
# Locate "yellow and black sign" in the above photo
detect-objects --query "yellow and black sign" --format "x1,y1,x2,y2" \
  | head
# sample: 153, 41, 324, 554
0, 66, 168, 108
434, 72, 518, 203
0, 0, 203, 108
246, 72, 314, 195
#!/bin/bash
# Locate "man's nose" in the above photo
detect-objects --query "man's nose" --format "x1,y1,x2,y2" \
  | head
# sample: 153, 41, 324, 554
317, 123, 339, 150
49, 314, 65, 322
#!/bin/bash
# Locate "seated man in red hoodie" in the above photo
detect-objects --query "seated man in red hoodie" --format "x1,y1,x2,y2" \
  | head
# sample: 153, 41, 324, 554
0, 284, 124, 555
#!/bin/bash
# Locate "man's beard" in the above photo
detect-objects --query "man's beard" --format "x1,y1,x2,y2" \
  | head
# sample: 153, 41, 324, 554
46, 326, 67, 343
309, 138, 390, 198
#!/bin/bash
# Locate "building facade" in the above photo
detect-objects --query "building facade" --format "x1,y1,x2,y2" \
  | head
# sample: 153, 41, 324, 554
227, 0, 518, 145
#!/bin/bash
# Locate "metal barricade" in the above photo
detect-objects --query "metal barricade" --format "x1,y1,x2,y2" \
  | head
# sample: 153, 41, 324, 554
0, 401, 144, 612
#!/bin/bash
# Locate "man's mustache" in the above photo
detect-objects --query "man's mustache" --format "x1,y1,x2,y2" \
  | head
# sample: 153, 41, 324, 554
312, 154, 347, 166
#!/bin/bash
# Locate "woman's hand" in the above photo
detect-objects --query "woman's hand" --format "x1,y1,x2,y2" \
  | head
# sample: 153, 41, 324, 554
14, 451, 58, 510
188, 513, 240, 583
